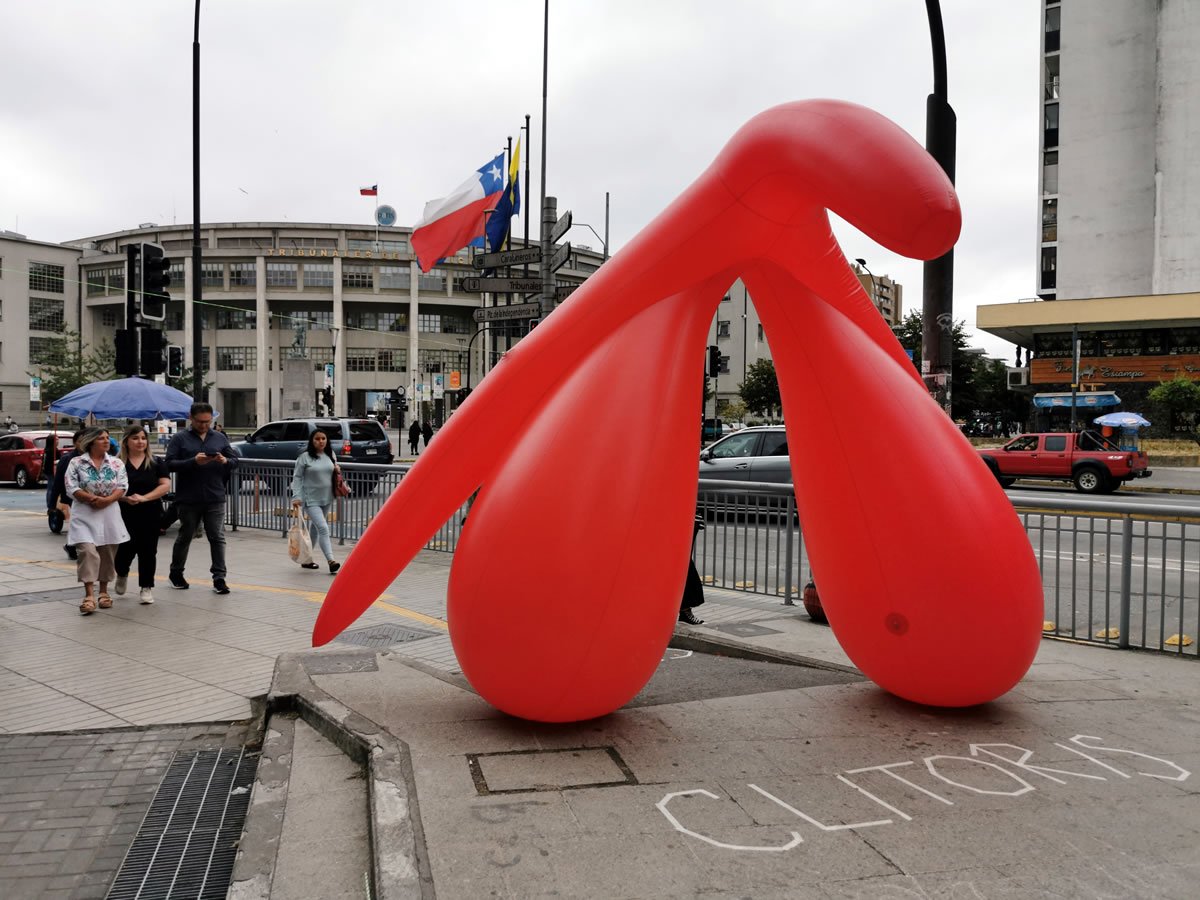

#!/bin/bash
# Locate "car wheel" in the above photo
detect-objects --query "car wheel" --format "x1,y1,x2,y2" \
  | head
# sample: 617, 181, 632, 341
1073, 468, 1106, 494
998, 476, 1016, 488
14, 466, 30, 489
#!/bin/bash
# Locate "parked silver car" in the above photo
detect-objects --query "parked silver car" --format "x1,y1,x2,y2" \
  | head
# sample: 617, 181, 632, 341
698, 425, 792, 484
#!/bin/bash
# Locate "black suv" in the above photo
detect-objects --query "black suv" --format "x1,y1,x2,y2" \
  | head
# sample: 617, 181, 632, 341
230, 418, 393, 465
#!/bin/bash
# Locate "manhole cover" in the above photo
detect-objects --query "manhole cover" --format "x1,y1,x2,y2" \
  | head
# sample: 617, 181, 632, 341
107, 747, 258, 899
333, 623, 439, 649
467, 747, 637, 795
708, 622, 784, 638
302, 651, 379, 675
0, 587, 83, 608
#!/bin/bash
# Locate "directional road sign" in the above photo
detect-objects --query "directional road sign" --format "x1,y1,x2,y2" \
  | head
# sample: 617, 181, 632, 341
471, 247, 542, 269
550, 241, 572, 272
556, 283, 579, 300
461, 276, 544, 293
551, 209, 572, 243
471, 301, 543, 323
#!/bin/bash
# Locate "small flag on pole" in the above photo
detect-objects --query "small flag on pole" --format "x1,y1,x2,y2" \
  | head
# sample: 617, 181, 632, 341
360, 184, 378, 196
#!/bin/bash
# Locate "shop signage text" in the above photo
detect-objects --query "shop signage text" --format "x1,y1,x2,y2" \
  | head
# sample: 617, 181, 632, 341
266, 248, 405, 260
1031, 353, 1200, 384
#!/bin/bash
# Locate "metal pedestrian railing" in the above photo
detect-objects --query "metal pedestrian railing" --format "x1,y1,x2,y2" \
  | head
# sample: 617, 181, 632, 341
218, 463, 1199, 660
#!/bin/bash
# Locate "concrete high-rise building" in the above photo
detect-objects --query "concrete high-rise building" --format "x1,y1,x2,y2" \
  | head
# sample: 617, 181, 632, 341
979, 0, 1200, 424
1037, 0, 1200, 300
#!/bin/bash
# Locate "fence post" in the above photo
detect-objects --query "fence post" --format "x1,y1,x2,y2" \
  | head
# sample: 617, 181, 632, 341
1118, 516, 1133, 649
783, 496, 796, 606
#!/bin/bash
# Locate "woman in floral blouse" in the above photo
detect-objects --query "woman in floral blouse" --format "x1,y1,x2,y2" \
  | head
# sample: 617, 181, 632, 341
65, 427, 130, 615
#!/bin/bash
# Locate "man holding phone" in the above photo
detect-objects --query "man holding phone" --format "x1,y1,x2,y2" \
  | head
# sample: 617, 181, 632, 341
165, 402, 239, 594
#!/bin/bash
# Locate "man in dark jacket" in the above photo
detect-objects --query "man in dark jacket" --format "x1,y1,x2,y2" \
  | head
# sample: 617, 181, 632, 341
421, 420, 433, 449
165, 403, 239, 594
408, 420, 421, 455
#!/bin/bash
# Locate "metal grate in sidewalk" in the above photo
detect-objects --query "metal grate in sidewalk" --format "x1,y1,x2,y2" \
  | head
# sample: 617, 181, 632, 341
106, 747, 258, 900
333, 622, 440, 649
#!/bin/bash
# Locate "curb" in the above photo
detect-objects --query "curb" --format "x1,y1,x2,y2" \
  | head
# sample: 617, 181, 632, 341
669, 626, 861, 677
228, 651, 433, 900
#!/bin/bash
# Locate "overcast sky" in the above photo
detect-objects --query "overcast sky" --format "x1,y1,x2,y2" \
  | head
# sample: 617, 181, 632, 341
1, 0, 1040, 360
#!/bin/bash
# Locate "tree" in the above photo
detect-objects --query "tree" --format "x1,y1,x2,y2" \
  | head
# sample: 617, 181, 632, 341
892, 311, 980, 421
719, 398, 747, 423
740, 359, 781, 418
1148, 377, 1200, 436
26, 329, 115, 405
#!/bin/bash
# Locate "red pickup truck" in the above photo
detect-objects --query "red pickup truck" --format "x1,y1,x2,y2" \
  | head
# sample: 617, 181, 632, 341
978, 431, 1151, 493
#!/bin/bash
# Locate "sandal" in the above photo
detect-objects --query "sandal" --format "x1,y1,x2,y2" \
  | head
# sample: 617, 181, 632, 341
80, 597, 97, 615
97, 594, 113, 609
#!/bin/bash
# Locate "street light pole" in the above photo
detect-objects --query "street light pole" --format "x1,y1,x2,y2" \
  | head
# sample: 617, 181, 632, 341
191, 0, 204, 400
922, 0, 956, 415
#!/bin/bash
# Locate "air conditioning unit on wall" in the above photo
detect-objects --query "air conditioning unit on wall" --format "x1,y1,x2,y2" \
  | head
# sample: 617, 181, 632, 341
1007, 367, 1029, 388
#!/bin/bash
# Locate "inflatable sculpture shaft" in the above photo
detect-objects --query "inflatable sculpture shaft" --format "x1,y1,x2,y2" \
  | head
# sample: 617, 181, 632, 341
313, 100, 1044, 721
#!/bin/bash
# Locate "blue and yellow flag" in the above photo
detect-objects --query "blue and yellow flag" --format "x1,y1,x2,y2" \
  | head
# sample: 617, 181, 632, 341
485, 138, 522, 252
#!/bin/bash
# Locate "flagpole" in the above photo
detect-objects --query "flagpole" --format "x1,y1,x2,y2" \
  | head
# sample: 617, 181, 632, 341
523, 114, 531, 277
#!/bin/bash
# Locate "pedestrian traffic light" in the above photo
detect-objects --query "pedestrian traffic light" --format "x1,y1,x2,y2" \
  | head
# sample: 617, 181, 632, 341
167, 344, 184, 378
139, 242, 170, 321
140, 327, 166, 376
115, 329, 138, 377
527, 318, 540, 334
707, 345, 721, 377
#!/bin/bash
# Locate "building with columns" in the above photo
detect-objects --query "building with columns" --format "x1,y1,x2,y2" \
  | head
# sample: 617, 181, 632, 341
67, 222, 600, 429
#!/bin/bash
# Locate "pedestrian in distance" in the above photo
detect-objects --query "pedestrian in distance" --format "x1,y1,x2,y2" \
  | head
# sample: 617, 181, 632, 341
421, 420, 433, 449
165, 402, 239, 594
4, 415, 16, 433
49, 429, 86, 560
290, 430, 342, 574
65, 428, 129, 615
114, 425, 171, 605
408, 420, 421, 456
679, 515, 707, 625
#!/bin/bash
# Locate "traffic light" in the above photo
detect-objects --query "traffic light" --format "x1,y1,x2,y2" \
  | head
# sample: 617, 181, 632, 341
140, 327, 166, 376
707, 345, 721, 377
527, 318, 540, 334
139, 242, 170, 321
319, 387, 334, 416
115, 329, 138, 377
167, 345, 184, 378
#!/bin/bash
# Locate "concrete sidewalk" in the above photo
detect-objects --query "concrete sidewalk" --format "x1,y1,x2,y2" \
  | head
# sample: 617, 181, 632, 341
2, 509, 1200, 898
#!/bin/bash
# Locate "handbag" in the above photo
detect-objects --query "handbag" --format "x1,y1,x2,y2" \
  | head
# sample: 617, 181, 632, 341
287, 515, 314, 566
334, 468, 351, 498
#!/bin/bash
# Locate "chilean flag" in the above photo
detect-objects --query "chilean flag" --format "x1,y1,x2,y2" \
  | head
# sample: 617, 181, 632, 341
411, 153, 506, 272
360, 184, 378, 196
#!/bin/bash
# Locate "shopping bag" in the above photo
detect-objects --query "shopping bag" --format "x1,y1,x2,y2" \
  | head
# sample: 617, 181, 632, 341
287, 517, 314, 566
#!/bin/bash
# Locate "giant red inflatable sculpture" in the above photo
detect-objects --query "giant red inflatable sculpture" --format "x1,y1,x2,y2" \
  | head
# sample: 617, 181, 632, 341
313, 101, 1044, 721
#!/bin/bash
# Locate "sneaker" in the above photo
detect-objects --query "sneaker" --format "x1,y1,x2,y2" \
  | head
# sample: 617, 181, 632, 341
679, 609, 704, 626
212, 578, 230, 595
139, 587, 155, 605
114, 575, 127, 595
169, 572, 189, 590
328, 560, 341, 574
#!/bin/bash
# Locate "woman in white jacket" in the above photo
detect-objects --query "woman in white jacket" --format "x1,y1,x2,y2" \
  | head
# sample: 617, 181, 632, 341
65, 427, 129, 614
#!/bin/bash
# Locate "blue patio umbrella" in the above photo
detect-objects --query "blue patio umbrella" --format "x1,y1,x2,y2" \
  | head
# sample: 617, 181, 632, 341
48, 377, 206, 421
1093, 412, 1152, 429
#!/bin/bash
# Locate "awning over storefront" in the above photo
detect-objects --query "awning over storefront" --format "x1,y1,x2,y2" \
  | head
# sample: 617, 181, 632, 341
1032, 391, 1121, 409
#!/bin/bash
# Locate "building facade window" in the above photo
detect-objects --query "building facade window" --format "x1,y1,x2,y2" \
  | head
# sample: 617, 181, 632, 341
378, 348, 407, 372
379, 265, 410, 290
166, 308, 185, 330
216, 346, 256, 371
217, 236, 273, 249
347, 238, 408, 253
280, 237, 337, 250
201, 262, 224, 288
345, 349, 377, 372
86, 268, 107, 296
1045, 5, 1060, 53
1042, 199, 1058, 242
1040, 247, 1057, 290
29, 262, 65, 294
229, 262, 256, 287
302, 263, 333, 288
29, 336, 62, 366
342, 264, 374, 289
1045, 54, 1060, 100
345, 309, 379, 331
266, 262, 298, 287
716, 320, 731, 338
1042, 150, 1059, 195
1043, 103, 1059, 150
417, 269, 446, 292
417, 313, 441, 333
216, 308, 257, 329
275, 309, 332, 331
380, 311, 407, 332
30, 297, 66, 332
757, 324, 765, 342
101, 307, 120, 327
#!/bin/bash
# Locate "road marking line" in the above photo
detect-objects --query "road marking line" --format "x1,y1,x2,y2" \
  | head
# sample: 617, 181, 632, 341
0, 553, 448, 631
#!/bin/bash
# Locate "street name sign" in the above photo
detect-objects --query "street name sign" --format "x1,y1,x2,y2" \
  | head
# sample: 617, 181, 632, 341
471, 301, 544, 322
471, 247, 543, 269
461, 276, 544, 293
551, 209, 572, 243
550, 241, 572, 272
556, 283, 579, 300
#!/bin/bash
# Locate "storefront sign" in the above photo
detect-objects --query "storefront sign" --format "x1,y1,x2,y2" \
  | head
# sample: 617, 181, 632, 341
1031, 354, 1200, 384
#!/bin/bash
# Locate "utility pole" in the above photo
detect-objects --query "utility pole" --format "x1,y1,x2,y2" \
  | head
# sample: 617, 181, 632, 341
922, 0, 956, 415
191, 0, 204, 401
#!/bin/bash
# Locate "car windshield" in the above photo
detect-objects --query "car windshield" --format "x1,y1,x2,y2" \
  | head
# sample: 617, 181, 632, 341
709, 433, 760, 459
